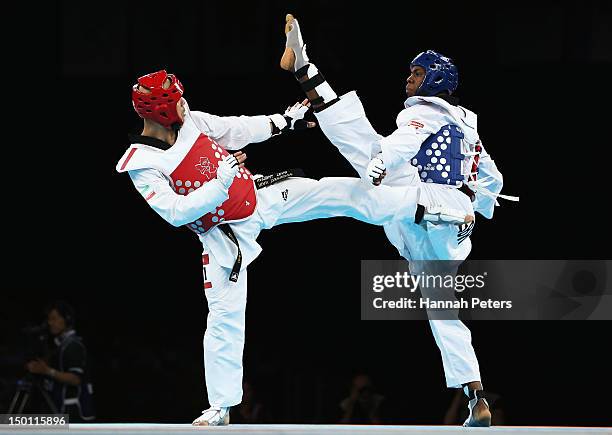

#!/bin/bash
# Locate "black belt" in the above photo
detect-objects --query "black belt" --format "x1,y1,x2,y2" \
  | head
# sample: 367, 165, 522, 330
217, 224, 242, 282
219, 168, 305, 282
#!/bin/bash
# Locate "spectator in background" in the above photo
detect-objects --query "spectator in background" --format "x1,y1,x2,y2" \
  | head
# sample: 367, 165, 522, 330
230, 380, 264, 423
25, 302, 95, 421
339, 374, 385, 424
444, 389, 505, 425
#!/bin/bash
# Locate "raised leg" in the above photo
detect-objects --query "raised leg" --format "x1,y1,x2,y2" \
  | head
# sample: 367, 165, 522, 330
269, 177, 420, 227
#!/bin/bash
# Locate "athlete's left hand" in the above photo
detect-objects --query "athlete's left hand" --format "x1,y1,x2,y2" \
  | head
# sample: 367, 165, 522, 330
232, 151, 247, 168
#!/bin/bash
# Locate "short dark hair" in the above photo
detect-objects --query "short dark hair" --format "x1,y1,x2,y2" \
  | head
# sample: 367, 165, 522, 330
45, 301, 76, 328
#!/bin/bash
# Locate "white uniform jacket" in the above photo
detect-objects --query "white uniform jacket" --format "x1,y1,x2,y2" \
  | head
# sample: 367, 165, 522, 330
116, 102, 274, 269
376, 96, 504, 219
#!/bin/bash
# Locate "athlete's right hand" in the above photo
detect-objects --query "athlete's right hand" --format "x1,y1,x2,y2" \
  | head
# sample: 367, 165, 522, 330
284, 99, 317, 130
216, 153, 241, 189
366, 157, 386, 186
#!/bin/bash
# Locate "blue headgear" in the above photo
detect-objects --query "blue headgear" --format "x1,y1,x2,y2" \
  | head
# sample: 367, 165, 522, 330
410, 50, 458, 96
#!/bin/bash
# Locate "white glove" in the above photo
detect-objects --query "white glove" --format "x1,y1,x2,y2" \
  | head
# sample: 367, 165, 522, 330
216, 154, 240, 189
366, 157, 386, 185
283, 101, 310, 129
269, 101, 311, 134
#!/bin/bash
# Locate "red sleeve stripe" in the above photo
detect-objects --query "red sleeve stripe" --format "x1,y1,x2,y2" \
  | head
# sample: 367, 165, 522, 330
120, 148, 138, 171
145, 191, 156, 201
204, 282, 213, 289
202, 254, 210, 265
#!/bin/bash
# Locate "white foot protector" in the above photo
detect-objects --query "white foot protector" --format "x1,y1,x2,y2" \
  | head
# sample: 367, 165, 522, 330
192, 406, 230, 426
282, 14, 309, 71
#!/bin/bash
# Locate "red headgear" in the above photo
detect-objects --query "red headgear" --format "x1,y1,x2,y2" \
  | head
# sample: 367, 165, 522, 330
132, 70, 185, 129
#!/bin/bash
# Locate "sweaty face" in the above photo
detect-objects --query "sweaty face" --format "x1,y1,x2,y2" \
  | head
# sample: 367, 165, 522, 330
406, 65, 426, 97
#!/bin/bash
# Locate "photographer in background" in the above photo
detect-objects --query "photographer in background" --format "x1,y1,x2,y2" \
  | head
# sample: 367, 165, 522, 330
339, 374, 385, 424
25, 302, 95, 421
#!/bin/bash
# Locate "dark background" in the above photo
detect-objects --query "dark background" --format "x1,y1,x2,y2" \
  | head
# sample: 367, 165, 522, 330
2, 0, 611, 426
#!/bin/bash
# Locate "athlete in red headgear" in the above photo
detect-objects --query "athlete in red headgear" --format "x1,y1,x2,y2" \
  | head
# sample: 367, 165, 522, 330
132, 70, 185, 129
118, 69, 472, 426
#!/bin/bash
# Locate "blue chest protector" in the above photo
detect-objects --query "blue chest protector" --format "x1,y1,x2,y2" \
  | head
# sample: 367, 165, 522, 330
410, 124, 465, 186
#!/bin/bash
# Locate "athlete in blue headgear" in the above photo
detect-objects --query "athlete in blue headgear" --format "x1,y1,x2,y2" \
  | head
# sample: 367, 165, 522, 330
281, 14, 517, 427
409, 50, 459, 98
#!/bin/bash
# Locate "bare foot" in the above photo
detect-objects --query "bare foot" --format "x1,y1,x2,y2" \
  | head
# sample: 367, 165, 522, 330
466, 398, 491, 427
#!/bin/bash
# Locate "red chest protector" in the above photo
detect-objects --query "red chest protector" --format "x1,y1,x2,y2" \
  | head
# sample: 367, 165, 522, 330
170, 133, 257, 234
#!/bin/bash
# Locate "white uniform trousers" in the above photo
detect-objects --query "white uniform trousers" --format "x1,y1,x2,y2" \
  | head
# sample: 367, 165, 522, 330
315, 91, 481, 388
202, 176, 423, 406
